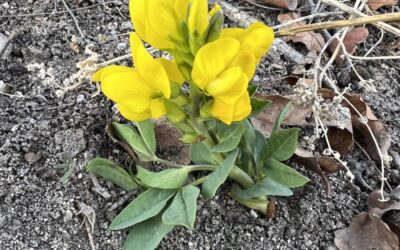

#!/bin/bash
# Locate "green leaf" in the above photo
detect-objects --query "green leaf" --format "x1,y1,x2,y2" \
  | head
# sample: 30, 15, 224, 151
240, 120, 255, 146
247, 84, 258, 96
162, 185, 200, 228
136, 120, 156, 155
212, 123, 244, 153
136, 166, 189, 189
86, 158, 138, 192
261, 128, 299, 162
110, 188, 175, 230
202, 149, 238, 199
232, 178, 293, 199
248, 97, 272, 118
190, 142, 216, 165
112, 123, 154, 161
253, 130, 267, 166
123, 213, 174, 250
272, 101, 293, 133
263, 158, 309, 188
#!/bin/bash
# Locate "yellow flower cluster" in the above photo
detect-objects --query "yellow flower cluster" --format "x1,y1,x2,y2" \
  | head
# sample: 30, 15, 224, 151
93, 0, 274, 125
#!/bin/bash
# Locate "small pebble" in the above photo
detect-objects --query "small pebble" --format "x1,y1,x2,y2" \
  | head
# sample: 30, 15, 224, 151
120, 22, 132, 31
117, 42, 127, 51
76, 94, 85, 103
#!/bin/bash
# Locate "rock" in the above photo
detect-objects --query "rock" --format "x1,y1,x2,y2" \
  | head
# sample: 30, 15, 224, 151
120, 22, 132, 31
54, 129, 87, 156
24, 152, 41, 164
117, 42, 127, 51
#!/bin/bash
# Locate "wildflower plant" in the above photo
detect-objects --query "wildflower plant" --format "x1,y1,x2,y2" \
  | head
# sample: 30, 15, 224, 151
87, 0, 309, 249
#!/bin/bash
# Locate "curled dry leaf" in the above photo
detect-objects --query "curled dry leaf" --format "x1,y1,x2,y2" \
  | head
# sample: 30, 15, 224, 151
367, 0, 399, 11
278, 13, 325, 52
329, 27, 369, 64
344, 94, 391, 166
293, 147, 341, 195
335, 189, 400, 250
369, 188, 400, 241
262, 0, 298, 10
334, 211, 399, 250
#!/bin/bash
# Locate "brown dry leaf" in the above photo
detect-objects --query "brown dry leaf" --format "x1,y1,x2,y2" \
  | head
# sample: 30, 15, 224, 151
336, 190, 400, 250
251, 94, 314, 136
334, 211, 399, 250
329, 28, 369, 64
278, 13, 325, 52
367, 0, 399, 10
262, 0, 297, 10
368, 188, 400, 241
344, 94, 391, 166
154, 123, 191, 165
293, 147, 341, 195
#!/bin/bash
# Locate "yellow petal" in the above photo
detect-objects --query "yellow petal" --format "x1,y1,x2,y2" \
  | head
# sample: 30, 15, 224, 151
192, 38, 240, 89
130, 32, 171, 98
220, 27, 246, 40
155, 58, 185, 84
211, 99, 234, 125
229, 50, 256, 80
232, 92, 251, 121
209, 3, 222, 17
205, 67, 241, 97
146, 0, 181, 49
117, 103, 151, 121
98, 67, 153, 113
92, 65, 133, 82
241, 22, 274, 62
188, 0, 209, 35
213, 73, 248, 104
149, 98, 166, 118
174, 0, 190, 20
129, 0, 147, 42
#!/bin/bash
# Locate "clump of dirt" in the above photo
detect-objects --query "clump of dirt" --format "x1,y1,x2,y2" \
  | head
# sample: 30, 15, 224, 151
1, 0, 399, 249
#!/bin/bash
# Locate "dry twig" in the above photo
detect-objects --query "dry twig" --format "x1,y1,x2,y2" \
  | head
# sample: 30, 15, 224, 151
275, 12, 400, 37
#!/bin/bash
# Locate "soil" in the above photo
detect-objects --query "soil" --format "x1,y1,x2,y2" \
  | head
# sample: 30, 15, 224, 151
0, 0, 399, 249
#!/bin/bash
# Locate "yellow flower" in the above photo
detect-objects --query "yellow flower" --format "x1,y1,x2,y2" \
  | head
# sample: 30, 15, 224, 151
92, 32, 183, 121
192, 37, 256, 124
129, 0, 190, 49
221, 22, 274, 63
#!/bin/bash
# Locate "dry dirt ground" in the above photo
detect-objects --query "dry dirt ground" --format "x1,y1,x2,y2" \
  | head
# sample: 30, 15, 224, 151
1, 0, 399, 249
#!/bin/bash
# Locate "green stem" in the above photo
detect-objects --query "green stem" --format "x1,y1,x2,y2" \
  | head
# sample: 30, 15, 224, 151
190, 176, 207, 186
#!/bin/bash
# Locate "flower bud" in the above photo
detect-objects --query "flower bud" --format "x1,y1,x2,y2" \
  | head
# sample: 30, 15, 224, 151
165, 100, 187, 124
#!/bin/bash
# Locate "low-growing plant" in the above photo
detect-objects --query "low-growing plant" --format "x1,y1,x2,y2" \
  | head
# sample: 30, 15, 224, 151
87, 0, 309, 249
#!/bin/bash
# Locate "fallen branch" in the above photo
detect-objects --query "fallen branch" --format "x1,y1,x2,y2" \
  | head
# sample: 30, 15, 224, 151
320, 0, 400, 36
275, 12, 400, 37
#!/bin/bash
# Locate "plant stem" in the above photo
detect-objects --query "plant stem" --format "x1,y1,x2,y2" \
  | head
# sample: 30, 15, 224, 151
275, 12, 400, 37
190, 176, 207, 186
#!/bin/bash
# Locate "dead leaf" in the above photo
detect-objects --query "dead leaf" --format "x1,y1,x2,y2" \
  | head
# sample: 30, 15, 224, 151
266, 196, 276, 218
336, 189, 400, 249
293, 147, 341, 195
262, 0, 297, 10
368, 188, 400, 242
251, 94, 314, 136
329, 28, 369, 64
278, 13, 325, 52
367, 0, 399, 10
334, 211, 399, 250
344, 94, 391, 166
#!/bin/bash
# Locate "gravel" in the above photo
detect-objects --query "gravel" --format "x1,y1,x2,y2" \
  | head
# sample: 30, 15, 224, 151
1, 0, 399, 249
